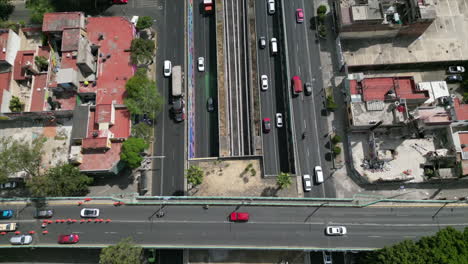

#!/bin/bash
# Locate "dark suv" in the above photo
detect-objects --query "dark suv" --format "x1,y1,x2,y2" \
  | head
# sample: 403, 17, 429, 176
171, 98, 185, 122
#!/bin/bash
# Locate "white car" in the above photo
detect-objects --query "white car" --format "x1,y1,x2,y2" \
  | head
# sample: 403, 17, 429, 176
10, 235, 32, 245
198, 57, 205, 72
447, 66, 465, 74
261, 75, 268, 91
326, 226, 347, 236
80, 208, 100, 218
0, 181, 17, 189
315, 165, 324, 183
302, 174, 312, 192
267, 0, 275, 14
163, 60, 172, 77
276, 113, 283, 127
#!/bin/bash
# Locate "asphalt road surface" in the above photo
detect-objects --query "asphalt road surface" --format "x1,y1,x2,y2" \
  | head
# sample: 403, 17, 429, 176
193, 1, 219, 158
256, 0, 291, 176
282, 0, 335, 197
1, 204, 467, 249
153, 0, 186, 196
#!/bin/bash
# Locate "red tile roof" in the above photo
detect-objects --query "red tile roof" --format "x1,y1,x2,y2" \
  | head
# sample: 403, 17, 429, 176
79, 142, 122, 172
62, 28, 80, 52
13, 51, 34, 81
356, 77, 428, 101
0, 31, 9, 61
82, 137, 109, 150
109, 108, 131, 138
459, 133, 468, 152
96, 104, 113, 124
30, 73, 47, 111
0, 71, 11, 106
42, 12, 83, 32
453, 98, 468, 121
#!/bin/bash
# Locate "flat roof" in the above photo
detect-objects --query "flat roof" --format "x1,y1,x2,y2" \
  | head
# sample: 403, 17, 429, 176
350, 102, 405, 126
350, 76, 429, 101
341, 0, 468, 67
42, 12, 83, 32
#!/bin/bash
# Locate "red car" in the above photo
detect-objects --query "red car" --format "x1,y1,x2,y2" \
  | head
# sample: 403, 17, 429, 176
112, 0, 128, 4
58, 234, 80, 244
263, 118, 271, 133
230, 212, 249, 222
296, 9, 304, 23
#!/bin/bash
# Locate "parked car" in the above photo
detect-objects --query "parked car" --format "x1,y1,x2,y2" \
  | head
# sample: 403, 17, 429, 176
447, 66, 465, 74
0, 181, 17, 189
263, 117, 271, 133
259, 36, 266, 49
326, 226, 347, 236
163, 60, 172, 77
58, 234, 80, 244
446, 74, 463, 83
303, 174, 312, 192
0, 210, 13, 219
261, 75, 268, 91
276, 113, 283, 128
296, 8, 304, 23
34, 209, 54, 219
267, 0, 275, 14
80, 208, 100, 218
304, 82, 312, 96
229, 212, 249, 222
207, 97, 215, 112
198, 57, 205, 72
10, 235, 32, 245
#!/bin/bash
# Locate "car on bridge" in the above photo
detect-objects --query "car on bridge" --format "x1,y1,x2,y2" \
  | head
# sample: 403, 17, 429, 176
0, 210, 13, 219
80, 208, 100, 218
10, 235, 32, 245
229, 212, 249, 222
326, 226, 347, 236
58, 234, 80, 244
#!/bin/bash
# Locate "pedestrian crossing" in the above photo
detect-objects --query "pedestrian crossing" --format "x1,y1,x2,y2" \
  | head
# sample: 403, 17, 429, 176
133, 0, 163, 8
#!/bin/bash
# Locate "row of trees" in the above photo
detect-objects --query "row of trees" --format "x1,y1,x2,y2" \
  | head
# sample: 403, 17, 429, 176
0, 137, 92, 196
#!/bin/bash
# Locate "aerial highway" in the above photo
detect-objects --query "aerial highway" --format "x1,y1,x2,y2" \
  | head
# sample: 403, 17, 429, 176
1, 204, 467, 249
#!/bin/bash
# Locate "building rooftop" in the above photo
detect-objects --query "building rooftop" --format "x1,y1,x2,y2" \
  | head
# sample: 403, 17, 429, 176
453, 98, 468, 121
79, 142, 122, 173
341, 0, 467, 67
0, 72, 11, 112
13, 50, 34, 81
42, 12, 84, 32
414, 107, 451, 126
0, 30, 9, 62
457, 132, 468, 175
350, 101, 406, 127
61, 28, 80, 52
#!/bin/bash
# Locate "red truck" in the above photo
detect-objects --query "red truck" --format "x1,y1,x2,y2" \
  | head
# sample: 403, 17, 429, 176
203, 0, 214, 14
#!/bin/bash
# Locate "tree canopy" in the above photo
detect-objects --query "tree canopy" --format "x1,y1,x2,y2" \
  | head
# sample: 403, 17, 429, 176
120, 137, 148, 169
124, 68, 163, 119
0, 137, 44, 183
136, 16, 153, 30
186, 165, 204, 186
99, 237, 142, 264
130, 38, 155, 65
276, 172, 292, 190
0, 0, 14, 21
26, 164, 93, 197
25, 0, 54, 24
359, 226, 468, 264
131, 122, 152, 144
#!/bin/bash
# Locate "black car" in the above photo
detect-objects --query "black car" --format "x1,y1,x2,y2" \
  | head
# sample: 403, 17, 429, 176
304, 82, 312, 96
207, 97, 215, 112
446, 74, 463, 83
34, 209, 54, 219
171, 98, 185, 122
259, 36, 266, 49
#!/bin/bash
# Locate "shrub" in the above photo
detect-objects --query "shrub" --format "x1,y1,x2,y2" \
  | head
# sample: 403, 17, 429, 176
317, 5, 327, 15
331, 135, 342, 144
9, 96, 24, 112
333, 146, 342, 156
318, 24, 327, 37
186, 165, 204, 186
136, 16, 153, 30
326, 95, 337, 111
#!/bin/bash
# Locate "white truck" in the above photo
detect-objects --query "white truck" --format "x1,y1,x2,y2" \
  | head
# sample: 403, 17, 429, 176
0, 222, 17, 232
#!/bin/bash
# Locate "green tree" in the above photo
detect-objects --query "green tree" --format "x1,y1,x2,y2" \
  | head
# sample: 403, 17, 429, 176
131, 122, 152, 144
318, 24, 327, 38
124, 68, 163, 119
26, 163, 93, 197
186, 165, 204, 186
0, 137, 45, 182
326, 95, 337, 111
463, 92, 468, 103
130, 38, 155, 65
26, 0, 54, 24
9, 96, 24, 112
136, 16, 153, 30
359, 227, 468, 264
317, 5, 327, 15
99, 237, 142, 264
332, 146, 341, 156
331, 135, 341, 144
0, 0, 14, 21
276, 172, 292, 190
35, 55, 49, 71
120, 137, 148, 169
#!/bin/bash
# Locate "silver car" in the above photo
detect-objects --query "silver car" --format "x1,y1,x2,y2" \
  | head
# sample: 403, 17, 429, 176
326, 226, 347, 236
261, 75, 268, 91
80, 208, 100, 218
10, 235, 33, 245
198, 57, 205, 72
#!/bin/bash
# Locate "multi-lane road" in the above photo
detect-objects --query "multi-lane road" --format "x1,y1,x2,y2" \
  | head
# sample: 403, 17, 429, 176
1, 204, 467, 249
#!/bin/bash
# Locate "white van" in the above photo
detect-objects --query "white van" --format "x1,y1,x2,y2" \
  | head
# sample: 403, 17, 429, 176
131, 16, 139, 26
267, 0, 275, 14
270, 38, 278, 55
315, 166, 324, 184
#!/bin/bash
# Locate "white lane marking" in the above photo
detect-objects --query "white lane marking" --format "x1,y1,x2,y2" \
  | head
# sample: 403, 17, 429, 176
303, 119, 307, 129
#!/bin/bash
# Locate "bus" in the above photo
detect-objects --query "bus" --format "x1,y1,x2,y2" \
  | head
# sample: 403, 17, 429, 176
172, 65, 182, 97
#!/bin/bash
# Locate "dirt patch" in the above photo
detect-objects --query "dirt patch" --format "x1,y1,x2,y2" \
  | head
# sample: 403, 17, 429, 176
189, 159, 298, 197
